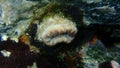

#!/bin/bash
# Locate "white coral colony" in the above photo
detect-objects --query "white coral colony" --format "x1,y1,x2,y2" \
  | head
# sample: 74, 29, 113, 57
36, 14, 78, 46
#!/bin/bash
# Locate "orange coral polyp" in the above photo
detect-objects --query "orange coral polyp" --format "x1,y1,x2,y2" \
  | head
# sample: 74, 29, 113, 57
19, 35, 30, 45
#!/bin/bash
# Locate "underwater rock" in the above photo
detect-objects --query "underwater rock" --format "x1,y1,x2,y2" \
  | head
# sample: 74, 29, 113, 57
8, 19, 31, 42
82, 0, 102, 4
0, 0, 120, 68
0, 0, 37, 25
0, 0, 38, 42
36, 14, 78, 46
0, 2, 84, 45
90, 6, 116, 14
29, 3, 84, 46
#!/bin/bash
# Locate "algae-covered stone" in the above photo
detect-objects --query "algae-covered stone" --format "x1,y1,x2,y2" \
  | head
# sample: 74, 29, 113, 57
32, 3, 84, 46
0, 0, 38, 42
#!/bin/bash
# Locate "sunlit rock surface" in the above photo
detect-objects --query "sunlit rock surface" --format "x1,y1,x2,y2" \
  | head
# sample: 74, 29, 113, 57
0, 0, 38, 42
82, 0, 102, 4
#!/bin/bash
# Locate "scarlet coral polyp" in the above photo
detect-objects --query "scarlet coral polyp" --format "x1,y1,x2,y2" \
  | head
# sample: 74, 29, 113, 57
36, 15, 78, 46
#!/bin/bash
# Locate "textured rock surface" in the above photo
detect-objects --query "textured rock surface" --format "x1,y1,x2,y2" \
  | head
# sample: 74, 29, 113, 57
0, 0, 38, 42
0, 0, 120, 68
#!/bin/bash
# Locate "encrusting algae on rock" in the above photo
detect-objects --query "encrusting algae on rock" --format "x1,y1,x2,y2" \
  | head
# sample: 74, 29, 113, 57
29, 2, 84, 46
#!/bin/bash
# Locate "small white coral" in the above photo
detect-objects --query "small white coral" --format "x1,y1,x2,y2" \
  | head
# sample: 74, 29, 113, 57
1, 35, 8, 41
0, 50, 11, 57
36, 14, 77, 46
